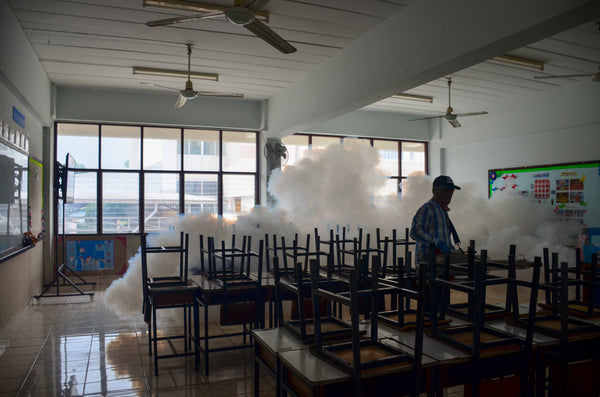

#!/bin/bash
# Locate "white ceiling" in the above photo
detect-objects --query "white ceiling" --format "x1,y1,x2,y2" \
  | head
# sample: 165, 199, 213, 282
7, 0, 600, 119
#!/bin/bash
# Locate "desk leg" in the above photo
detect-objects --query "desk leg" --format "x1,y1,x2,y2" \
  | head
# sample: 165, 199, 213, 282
194, 298, 200, 371
204, 301, 210, 376
153, 304, 159, 376
536, 350, 546, 397
254, 341, 260, 397
432, 365, 440, 397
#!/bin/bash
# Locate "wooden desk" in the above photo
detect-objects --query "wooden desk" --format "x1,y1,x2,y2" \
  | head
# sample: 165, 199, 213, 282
487, 312, 600, 397
278, 337, 436, 397
385, 318, 533, 396
252, 327, 308, 397
190, 273, 272, 375
145, 281, 202, 376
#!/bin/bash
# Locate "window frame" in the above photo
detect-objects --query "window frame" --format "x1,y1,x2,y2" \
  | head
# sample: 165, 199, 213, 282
55, 121, 259, 235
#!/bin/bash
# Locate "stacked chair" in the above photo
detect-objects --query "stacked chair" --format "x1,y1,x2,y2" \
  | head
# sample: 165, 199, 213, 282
141, 231, 198, 375
309, 255, 426, 397
426, 246, 537, 397
507, 249, 600, 397
272, 256, 350, 343
433, 241, 513, 321
197, 235, 265, 375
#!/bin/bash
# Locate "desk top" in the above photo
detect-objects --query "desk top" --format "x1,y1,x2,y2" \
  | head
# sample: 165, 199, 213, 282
278, 336, 435, 386
382, 324, 471, 364
252, 327, 307, 355
279, 348, 352, 386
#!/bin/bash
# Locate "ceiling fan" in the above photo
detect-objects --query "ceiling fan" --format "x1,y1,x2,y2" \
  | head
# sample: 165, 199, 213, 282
141, 44, 243, 109
143, 0, 297, 54
409, 78, 488, 128
533, 65, 600, 82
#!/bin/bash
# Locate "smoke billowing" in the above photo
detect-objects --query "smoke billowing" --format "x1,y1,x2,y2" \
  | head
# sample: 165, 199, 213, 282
104, 140, 581, 319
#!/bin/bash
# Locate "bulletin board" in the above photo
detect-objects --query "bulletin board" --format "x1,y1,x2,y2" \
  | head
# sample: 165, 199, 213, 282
489, 161, 600, 227
58, 235, 128, 275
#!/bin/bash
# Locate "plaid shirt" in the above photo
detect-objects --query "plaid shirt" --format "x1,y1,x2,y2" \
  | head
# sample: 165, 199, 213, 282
410, 199, 454, 263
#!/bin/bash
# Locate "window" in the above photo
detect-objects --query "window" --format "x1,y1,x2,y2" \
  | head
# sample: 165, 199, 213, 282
281, 135, 309, 168
102, 172, 139, 233
183, 129, 219, 171
222, 131, 257, 172
223, 174, 256, 220
401, 141, 426, 177
57, 123, 98, 169
58, 170, 97, 234
143, 127, 181, 171
311, 136, 341, 152
144, 173, 180, 232
56, 122, 258, 234
184, 174, 218, 216
278, 134, 427, 202
373, 140, 400, 197
101, 125, 140, 170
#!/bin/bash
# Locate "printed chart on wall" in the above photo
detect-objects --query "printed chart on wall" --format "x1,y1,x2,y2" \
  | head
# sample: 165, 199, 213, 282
66, 239, 114, 271
489, 161, 600, 227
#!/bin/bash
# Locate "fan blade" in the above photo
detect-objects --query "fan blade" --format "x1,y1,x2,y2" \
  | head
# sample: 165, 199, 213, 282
447, 118, 461, 128
455, 111, 488, 117
143, 0, 228, 13
146, 11, 223, 27
244, 19, 296, 54
534, 73, 593, 79
409, 115, 445, 121
197, 91, 244, 98
140, 82, 179, 91
175, 95, 188, 109
244, 0, 270, 10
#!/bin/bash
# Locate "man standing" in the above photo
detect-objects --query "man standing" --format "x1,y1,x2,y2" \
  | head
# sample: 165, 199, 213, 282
410, 175, 461, 264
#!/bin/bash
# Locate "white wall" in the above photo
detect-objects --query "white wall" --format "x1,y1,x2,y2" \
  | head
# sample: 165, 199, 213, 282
0, 0, 51, 158
0, 0, 51, 329
56, 86, 264, 131
305, 109, 431, 141
428, 80, 600, 188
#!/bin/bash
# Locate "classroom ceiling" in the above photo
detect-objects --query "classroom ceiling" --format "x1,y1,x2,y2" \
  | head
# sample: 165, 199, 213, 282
7, 0, 600, 119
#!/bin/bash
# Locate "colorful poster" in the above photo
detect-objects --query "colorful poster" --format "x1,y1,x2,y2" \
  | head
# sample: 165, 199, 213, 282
489, 162, 600, 226
66, 239, 114, 271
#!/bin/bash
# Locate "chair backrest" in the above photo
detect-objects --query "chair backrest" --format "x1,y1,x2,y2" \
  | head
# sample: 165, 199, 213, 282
219, 238, 264, 327
310, 254, 426, 396
140, 231, 189, 318
141, 231, 189, 286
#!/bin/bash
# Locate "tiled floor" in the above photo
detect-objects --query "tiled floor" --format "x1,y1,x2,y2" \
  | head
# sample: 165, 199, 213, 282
0, 276, 276, 397
0, 272, 518, 397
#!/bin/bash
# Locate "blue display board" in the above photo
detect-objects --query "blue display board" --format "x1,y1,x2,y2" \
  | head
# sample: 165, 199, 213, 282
67, 239, 114, 271
489, 161, 600, 227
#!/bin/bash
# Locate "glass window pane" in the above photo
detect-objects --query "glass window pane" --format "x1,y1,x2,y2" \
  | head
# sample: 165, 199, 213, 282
183, 129, 219, 171
57, 123, 98, 169
282, 135, 309, 168
373, 140, 399, 176
103, 173, 139, 233
223, 174, 255, 220
59, 170, 97, 234
374, 178, 401, 207
311, 136, 341, 152
401, 142, 426, 177
0, 146, 28, 247
101, 125, 141, 170
143, 127, 181, 171
222, 131, 256, 172
184, 173, 218, 216
144, 173, 180, 232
